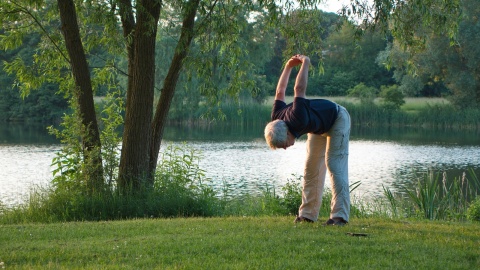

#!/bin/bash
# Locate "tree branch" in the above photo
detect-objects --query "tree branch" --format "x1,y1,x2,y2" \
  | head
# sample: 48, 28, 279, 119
10, 1, 70, 63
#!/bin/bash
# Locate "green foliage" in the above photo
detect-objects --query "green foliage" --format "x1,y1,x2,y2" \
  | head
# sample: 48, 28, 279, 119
98, 90, 124, 187
467, 197, 480, 222
47, 88, 124, 198
0, 33, 69, 123
347, 83, 377, 105
154, 143, 219, 217
0, 0, 470, 124
258, 185, 287, 216
298, 21, 394, 97
1, 145, 362, 222
184, 4, 272, 119
382, 0, 480, 107
48, 103, 85, 195
401, 170, 480, 221
1, 142, 220, 222
350, 0, 461, 51
2, 164, 479, 223
322, 71, 357, 96
404, 171, 441, 220
280, 175, 303, 215
379, 84, 405, 110
0, 81, 68, 122
280, 9, 332, 61
382, 184, 399, 218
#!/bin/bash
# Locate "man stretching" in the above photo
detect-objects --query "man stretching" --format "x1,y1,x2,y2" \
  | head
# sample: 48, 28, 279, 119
264, 54, 351, 225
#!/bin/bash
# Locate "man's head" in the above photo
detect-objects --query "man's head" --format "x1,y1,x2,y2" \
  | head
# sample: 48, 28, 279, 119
264, 120, 295, 149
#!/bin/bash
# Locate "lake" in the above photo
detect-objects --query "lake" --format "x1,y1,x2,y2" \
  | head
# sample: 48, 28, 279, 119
1, 122, 480, 207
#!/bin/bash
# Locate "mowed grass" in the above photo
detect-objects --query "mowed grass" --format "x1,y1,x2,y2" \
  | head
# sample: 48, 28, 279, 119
1, 216, 479, 269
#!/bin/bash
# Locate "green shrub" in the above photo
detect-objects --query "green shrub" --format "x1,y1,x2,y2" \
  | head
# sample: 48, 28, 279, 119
280, 175, 303, 215
467, 197, 480, 222
347, 83, 377, 105
379, 84, 405, 110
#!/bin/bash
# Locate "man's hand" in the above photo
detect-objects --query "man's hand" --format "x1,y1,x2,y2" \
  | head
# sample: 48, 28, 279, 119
275, 54, 310, 102
286, 54, 310, 68
292, 54, 310, 99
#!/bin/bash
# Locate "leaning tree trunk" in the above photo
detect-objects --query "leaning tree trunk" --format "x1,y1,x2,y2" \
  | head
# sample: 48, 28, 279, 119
148, 0, 200, 184
57, 0, 104, 194
118, 0, 161, 192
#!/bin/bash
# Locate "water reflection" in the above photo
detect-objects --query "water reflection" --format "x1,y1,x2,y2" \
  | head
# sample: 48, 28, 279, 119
0, 122, 58, 144
1, 122, 479, 206
0, 144, 59, 206
352, 126, 480, 146
189, 140, 480, 199
164, 123, 480, 146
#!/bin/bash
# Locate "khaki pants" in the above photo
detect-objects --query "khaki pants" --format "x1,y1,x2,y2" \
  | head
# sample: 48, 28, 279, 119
298, 105, 351, 222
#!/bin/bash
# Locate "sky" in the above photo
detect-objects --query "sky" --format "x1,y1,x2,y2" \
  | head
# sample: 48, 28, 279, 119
320, 0, 350, 13
320, 0, 374, 12
319, 0, 374, 23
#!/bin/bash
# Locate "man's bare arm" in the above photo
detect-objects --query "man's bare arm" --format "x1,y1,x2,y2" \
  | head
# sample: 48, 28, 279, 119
275, 65, 293, 102
275, 55, 310, 101
293, 55, 310, 98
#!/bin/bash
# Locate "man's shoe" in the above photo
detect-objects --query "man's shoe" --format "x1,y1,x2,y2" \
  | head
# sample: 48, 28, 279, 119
323, 219, 336, 226
323, 218, 347, 226
294, 216, 314, 223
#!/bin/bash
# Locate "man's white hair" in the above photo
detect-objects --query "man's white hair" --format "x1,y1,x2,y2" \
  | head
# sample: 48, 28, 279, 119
264, 119, 288, 149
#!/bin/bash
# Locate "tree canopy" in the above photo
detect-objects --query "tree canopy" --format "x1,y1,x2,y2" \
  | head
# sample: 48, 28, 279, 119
379, 0, 479, 107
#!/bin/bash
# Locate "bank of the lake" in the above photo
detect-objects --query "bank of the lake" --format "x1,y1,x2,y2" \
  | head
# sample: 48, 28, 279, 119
1, 216, 479, 269
1, 98, 479, 224
2, 126, 480, 208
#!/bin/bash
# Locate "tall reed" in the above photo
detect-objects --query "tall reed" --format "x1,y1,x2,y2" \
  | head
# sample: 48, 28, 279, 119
219, 102, 271, 126
417, 105, 480, 129
166, 97, 480, 130
345, 102, 480, 129
400, 169, 480, 220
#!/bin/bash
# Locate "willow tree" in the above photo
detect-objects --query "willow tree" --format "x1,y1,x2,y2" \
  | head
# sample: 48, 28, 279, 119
378, 0, 479, 107
0, 0, 461, 194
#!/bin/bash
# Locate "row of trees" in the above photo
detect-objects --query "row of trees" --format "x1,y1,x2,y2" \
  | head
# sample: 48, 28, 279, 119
2, 1, 478, 122
0, 0, 468, 196
5, 1, 480, 122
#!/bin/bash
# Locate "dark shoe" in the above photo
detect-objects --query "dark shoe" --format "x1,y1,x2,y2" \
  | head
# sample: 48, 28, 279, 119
323, 219, 336, 226
333, 219, 347, 226
323, 218, 347, 226
294, 216, 314, 223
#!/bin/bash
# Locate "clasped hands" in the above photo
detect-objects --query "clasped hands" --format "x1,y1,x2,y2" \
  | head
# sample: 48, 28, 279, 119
286, 54, 310, 68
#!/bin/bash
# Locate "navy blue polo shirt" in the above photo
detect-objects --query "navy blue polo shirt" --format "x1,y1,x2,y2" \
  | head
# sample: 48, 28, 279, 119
271, 97, 338, 138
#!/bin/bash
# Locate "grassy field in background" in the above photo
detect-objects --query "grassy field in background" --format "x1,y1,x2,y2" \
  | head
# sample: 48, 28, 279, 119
264, 96, 449, 108
1, 216, 479, 269
400, 97, 450, 112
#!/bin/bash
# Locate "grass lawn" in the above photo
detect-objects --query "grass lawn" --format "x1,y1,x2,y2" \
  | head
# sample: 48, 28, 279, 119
1, 216, 479, 269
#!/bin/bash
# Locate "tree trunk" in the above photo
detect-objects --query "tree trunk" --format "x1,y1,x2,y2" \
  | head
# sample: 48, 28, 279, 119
117, 0, 135, 111
118, 0, 161, 192
149, 0, 200, 183
57, 0, 104, 194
